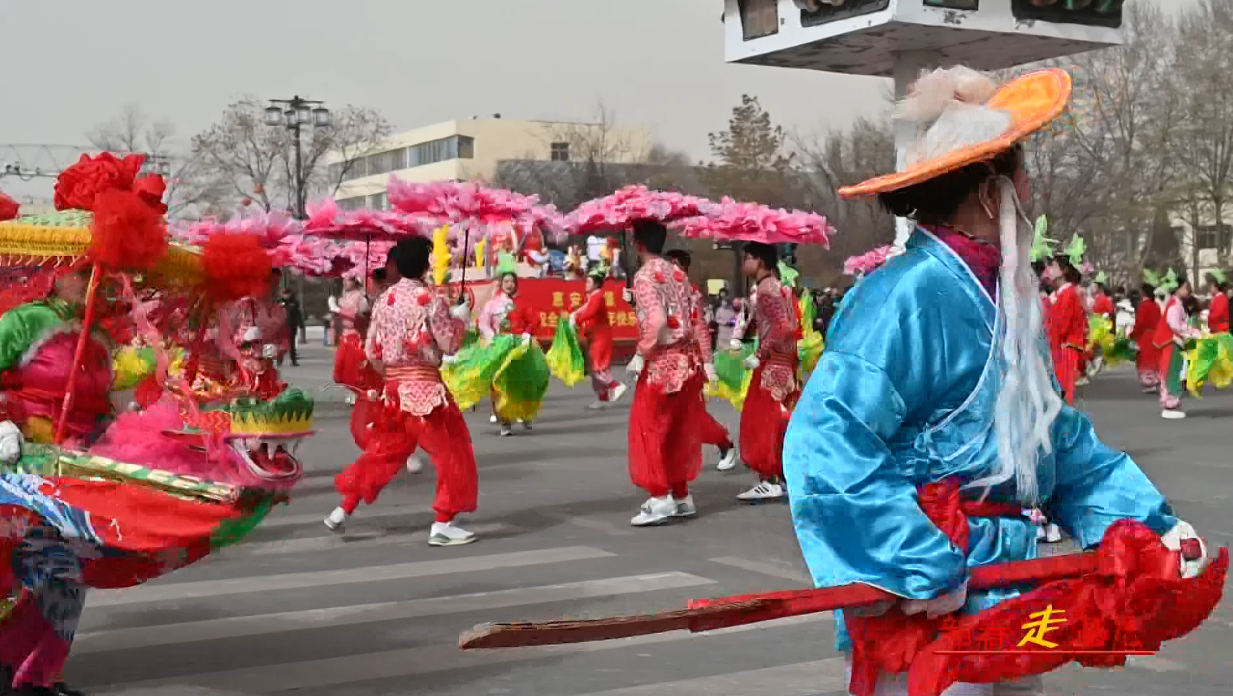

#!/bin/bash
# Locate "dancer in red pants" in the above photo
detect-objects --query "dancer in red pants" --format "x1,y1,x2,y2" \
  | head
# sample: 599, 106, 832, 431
325, 236, 478, 546
1047, 262, 1086, 406
665, 249, 737, 471
626, 222, 714, 527
571, 270, 626, 409
734, 242, 800, 502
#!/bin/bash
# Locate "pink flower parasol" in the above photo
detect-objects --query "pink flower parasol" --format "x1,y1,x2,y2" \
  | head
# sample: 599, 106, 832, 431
386, 178, 566, 242
302, 198, 433, 241
170, 210, 301, 249
843, 245, 893, 276
677, 199, 835, 246
563, 186, 712, 236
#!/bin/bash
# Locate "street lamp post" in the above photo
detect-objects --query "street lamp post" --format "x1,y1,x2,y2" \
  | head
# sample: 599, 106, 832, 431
263, 96, 331, 220
265, 96, 330, 346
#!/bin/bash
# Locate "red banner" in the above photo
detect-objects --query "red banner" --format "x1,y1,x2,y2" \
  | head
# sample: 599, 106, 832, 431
447, 278, 637, 343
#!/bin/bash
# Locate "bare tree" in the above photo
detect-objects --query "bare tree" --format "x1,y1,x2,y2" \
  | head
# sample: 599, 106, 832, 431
1170, 0, 1233, 267
191, 97, 390, 216
87, 105, 231, 219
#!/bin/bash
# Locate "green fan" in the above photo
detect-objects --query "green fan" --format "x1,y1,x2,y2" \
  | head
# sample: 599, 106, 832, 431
495, 252, 517, 276
1030, 215, 1056, 263
1062, 235, 1086, 268
1142, 268, 1161, 287
778, 261, 800, 289
1209, 268, 1227, 285
1159, 268, 1180, 294
1093, 271, 1108, 285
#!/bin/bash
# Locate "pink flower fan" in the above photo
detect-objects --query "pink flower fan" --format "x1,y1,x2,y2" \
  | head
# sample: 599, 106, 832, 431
564, 186, 713, 235
386, 179, 555, 230
678, 199, 834, 247
843, 245, 893, 276
303, 198, 430, 241
170, 210, 301, 250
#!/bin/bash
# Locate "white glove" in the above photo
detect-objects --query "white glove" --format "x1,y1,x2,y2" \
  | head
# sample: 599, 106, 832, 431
568, 312, 577, 328
261, 343, 278, 359
242, 326, 261, 343
0, 421, 23, 466
626, 354, 645, 375
450, 302, 470, 320
743, 355, 761, 371
902, 581, 968, 619
442, 354, 457, 365
622, 288, 633, 303
729, 339, 742, 352
521, 332, 532, 346
703, 363, 718, 386
1162, 520, 1208, 579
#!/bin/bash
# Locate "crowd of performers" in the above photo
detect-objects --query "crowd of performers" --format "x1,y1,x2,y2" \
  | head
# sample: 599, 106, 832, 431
0, 154, 319, 694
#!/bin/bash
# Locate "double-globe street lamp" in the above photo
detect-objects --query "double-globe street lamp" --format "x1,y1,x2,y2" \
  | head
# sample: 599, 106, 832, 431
263, 96, 330, 220
264, 97, 330, 345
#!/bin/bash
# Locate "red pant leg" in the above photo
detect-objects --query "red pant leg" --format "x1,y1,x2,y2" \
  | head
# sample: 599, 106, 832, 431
739, 366, 797, 480
628, 371, 704, 497
697, 405, 733, 450
335, 401, 418, 510
1052, 346, 1078, 405
415, 395, 479, 521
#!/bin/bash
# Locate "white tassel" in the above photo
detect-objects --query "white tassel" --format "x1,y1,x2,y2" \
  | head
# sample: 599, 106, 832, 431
965, 178, 1062, 505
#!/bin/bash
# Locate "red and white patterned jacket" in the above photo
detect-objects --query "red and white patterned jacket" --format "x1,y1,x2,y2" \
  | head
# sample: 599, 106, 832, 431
751, 274, 799, 403
632, 256, 703, 394
366, 278, 465, 415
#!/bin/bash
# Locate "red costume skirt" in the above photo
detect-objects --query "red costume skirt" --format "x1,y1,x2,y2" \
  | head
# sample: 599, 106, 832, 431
335, 382, 478, 521
333, 333, 378, 392
739, 363, 799, 479
627, 370, 706, 498
1050, 345, 1081, 405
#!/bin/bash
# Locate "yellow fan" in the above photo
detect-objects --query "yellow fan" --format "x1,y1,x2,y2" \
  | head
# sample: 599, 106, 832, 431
475, 238, 487, 271
431, 226, 451, 286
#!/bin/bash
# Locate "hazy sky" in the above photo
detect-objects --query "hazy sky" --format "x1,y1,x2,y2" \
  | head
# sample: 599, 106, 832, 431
0, 0, 1198, 173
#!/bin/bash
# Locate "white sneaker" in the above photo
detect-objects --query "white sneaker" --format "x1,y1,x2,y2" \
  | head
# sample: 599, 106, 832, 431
429, 521, 477, 546
1044, 523, 1063, 543
489, 414, 498, 423
609, 382, 628, 403
521, 420, 532, 431
1161, 410, 1186, 420
587, 400, 606, 410
406, 455, 424, 474
716, 447, 738, 472
673, 494, 697, 518
1075, 376, 1091, 387
630, 496, 677, 526
737, 481, 785, 502
499, 425, 513, 437
324, 507, 347, 533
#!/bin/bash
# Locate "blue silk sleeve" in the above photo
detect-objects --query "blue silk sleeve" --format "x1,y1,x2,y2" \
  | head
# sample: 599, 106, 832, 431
784, 347, 966, 600
1048, 403, 1176, 548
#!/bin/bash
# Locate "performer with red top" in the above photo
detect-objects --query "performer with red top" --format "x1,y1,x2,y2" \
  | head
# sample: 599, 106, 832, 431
570, 270, 627, 409
1130, 278, 1162, 392
1153, 273, 1200, 420
1089, 279, 1114, 321
478, 271, 540, 436
626, 221, 714, 527
729, 242, 799, 502
1208, 271, 1229, 333
1047, 260, 1087, 405
331, 277, 372, 392
325, 236, 478, 546
665, 250, 738, 471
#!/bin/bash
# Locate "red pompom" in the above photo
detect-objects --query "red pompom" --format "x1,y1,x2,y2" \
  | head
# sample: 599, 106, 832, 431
387, 293, 397, 306
666, 315, 680, 329
202, 233, 274, 302
653, 272, 665, 284
55, 153, 145, 212
89, 190, 169, 272
672, 270, 685, 282
416, 292, 431, 306
133, 175, 168, 215
0, 192, 18, 221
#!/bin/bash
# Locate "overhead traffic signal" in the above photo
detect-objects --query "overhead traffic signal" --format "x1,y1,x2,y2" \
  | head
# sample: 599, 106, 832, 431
795, 0, 892, 28
1011, 0, 1124, 28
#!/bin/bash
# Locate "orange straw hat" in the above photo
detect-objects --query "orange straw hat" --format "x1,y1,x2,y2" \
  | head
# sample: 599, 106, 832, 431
839, 67, 1072, 199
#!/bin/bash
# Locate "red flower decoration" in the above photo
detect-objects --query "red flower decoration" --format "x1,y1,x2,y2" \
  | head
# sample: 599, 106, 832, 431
387, 293, 397, 306
54, 152, 145, 212
202, 233, 273, 301
666, 316, 680, 329
653, 272, 665, 284
0, 192, 19, 221
672, 270, 685, 282
133, 175, 168, 215
416, 292, 431, 306
89, 190, 168, 272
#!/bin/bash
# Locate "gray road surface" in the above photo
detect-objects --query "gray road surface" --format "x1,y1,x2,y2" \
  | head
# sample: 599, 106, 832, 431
69, 345, 1233, 695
